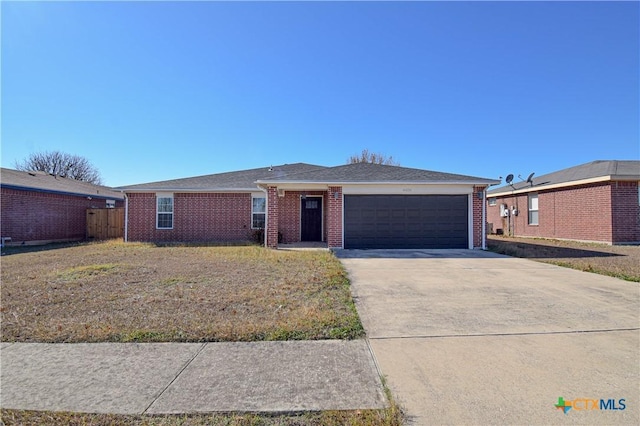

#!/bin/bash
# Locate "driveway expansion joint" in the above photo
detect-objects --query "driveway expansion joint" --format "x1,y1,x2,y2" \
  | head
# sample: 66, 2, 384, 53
368, 327, 640, 341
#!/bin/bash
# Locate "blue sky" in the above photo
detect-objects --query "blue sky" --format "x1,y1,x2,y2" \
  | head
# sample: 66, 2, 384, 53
2, 1, 638, 187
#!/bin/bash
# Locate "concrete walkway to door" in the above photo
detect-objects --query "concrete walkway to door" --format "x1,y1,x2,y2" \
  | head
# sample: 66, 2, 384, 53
335, 249, 640, 425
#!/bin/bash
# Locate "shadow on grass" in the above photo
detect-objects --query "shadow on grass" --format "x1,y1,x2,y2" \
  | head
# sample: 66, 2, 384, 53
488, 239, 624, 259
0, 241, 89, 257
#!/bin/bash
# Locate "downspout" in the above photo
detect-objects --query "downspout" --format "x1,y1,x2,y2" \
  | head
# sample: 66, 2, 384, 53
123, 192, 128, 242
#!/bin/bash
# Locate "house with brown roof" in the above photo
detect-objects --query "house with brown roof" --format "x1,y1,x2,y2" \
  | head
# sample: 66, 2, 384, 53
120, 162, 499, 249
1, 168, 124, 245
486, 160, 640, 244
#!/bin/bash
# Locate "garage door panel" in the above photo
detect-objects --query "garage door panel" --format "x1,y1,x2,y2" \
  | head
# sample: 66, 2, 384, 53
344, 195, 468, 249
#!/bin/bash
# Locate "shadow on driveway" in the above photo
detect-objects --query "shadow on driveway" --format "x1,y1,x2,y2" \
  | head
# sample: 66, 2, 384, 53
333, 249, 505, 259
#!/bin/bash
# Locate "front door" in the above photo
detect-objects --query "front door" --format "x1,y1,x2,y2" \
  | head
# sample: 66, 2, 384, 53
301, 197, 322, 241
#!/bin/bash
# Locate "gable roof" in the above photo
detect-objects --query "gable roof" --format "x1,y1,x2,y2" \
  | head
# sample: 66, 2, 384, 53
488, 160, 640, 196
257, 162, 499, 185
119, 163, 327, 191
1, 168, 124, 200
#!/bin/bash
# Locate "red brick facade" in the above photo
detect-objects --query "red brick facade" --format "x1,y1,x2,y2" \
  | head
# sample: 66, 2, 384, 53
266, 187, 279, 248
126, 186, 490, 249
486, 181, 640, 244
1, 187, 124, 244
612, 181, 640, 243
473, 186, 487, 248
276, 191, 327, 244
327, 186, 343, 249
126, 192, 252, 243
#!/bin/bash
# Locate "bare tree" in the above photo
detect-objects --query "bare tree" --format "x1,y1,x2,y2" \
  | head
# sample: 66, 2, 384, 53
347, 149, 399, 166
15, 151, 103, 185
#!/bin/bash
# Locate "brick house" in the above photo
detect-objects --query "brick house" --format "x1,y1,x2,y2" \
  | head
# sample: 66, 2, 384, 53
1, 168, 125, 245
120, 162, 498, 249
486, 160, 640, 244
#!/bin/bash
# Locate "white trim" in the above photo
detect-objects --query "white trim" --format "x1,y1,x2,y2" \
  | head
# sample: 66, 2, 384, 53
528, 193, 539, 226
299, 195, 324, 242
251, 195, 266, 229
256, 179, 499, 186
156, 193, 174, 230
468, 194, 474, 249
342, 184, 474, 195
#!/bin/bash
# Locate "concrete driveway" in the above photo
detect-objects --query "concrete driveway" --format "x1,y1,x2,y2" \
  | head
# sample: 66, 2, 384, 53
336, 249, 639, 425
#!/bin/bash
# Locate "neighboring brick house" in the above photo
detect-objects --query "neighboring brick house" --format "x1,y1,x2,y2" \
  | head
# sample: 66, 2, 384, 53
486, 160, 640, 245
1, 168, 125, 245
120, 162, 498, 249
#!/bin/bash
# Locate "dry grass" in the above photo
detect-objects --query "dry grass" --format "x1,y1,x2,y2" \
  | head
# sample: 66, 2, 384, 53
487, 235, 640, 282
0, 407, 403, 426
0, 241, 364, 343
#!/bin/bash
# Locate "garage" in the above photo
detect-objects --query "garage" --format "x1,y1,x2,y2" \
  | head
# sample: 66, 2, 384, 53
344, 194, 469, 249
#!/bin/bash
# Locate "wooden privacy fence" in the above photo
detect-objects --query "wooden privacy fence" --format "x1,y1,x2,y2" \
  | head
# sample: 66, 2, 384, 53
87, 208, 124, 240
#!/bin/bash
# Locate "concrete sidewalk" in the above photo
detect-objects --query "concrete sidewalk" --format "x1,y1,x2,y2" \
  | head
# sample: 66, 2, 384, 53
0, 340, 387, 414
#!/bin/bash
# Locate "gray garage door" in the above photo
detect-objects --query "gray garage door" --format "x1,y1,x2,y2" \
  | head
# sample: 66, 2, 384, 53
344, 195, 468, 249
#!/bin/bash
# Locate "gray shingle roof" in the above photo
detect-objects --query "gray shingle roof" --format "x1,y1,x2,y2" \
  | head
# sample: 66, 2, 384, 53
1, 168, 124, 199
488, 160, 640, 195
258, 162, 499, 184
118, 163, 327, 191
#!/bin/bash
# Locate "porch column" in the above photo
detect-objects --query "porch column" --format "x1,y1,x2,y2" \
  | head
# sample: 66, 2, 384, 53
327, 186, 343, 249
473, 185, 487, 249
266, 186, 279, 248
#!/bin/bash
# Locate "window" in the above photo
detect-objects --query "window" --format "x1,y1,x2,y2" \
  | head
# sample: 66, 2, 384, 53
528, 193, 539, 225
488, 197, 497, 206
106, 199, 116, 208
157, 195, 173, 229
305, 199, 319, 209
252, 196, 266, 229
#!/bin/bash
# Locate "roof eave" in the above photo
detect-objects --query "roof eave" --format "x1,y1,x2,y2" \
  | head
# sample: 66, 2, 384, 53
1, 183, 125, 200
121, 187, 259, 193
255, 179, 499, 186
487, 174, 639, 197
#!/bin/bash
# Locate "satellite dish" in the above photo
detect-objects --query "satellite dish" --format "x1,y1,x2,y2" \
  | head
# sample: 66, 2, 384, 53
526, 172, 535, 185
505, 174, 514, 184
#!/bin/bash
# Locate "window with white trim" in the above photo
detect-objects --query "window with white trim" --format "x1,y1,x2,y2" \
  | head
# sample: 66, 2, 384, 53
252, 196, 266, 229
528, 193, 539, 225
157, 195, 174, 229
106, 199, 116, 208
488, 197, 497, 206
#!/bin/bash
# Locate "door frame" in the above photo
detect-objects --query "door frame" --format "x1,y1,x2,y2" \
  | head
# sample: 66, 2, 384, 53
300, 195, 324, 242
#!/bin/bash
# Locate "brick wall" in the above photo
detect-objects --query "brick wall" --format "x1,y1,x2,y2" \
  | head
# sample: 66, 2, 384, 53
611, 181, 640, 243
473, 186, 486, 248
277, 191, 326, 243
327, 186, 343, 248
1, 187, 124, 244
486, 182, 640, 244
126, 192, 252, 243
266, 187, 279, 248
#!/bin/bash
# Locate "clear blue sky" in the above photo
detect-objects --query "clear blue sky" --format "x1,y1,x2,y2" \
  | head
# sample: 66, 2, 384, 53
2, 1, 638, 187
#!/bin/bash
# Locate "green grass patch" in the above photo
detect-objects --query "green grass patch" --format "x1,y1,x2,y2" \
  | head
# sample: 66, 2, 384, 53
55, 263, 120, 280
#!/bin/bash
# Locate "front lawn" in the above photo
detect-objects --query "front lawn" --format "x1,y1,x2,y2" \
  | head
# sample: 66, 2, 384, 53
0, 241, 364, 343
